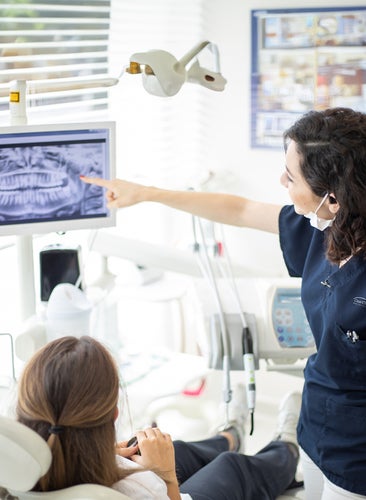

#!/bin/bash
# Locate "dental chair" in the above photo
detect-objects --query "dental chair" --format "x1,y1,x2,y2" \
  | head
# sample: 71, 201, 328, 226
0, 415, 131, 500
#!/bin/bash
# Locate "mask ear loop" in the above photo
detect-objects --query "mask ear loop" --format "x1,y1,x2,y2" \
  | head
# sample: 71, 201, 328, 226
314, 193, 329, 214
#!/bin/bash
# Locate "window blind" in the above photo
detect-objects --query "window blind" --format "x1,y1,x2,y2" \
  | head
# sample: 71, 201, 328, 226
0, 0, 111, 124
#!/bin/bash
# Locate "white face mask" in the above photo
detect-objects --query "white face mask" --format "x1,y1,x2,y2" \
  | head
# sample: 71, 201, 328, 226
304, 193, 335, 231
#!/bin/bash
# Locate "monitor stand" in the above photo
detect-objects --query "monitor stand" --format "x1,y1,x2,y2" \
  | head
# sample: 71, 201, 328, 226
16, 235, 36, 322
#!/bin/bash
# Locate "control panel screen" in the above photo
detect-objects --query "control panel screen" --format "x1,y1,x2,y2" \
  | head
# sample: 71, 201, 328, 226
272, 288, 314, 348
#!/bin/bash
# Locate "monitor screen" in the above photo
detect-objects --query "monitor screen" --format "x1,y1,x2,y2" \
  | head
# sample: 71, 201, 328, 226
0, 121, 116, 236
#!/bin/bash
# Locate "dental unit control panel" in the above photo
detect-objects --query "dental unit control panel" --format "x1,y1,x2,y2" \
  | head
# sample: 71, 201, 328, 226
195, 275, 316, 371
271, 288, 314, 349
258, 278, 316, 365
213, 277, 316, 367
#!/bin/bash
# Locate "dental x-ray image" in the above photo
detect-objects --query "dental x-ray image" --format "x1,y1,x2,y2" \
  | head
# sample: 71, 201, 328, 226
0, 123, 115, 235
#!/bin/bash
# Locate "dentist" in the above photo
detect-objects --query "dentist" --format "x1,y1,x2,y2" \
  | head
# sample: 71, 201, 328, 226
82, 106, 366, 500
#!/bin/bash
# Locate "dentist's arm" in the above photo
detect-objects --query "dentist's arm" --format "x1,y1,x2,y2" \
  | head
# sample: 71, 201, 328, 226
80, 176, 282, 234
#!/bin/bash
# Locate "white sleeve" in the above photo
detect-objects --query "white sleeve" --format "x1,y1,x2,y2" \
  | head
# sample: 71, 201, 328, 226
113, 455, 193, 500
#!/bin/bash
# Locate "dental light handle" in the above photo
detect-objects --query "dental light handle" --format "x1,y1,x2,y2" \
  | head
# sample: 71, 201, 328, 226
242, 327, 256, 435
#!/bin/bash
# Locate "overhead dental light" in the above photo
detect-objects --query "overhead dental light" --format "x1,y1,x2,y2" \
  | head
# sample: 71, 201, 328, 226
126, 40, 227, 97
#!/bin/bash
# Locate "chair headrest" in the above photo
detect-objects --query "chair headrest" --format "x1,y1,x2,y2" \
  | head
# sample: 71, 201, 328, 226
0, 415, 52, 492
0, 416, 132, 499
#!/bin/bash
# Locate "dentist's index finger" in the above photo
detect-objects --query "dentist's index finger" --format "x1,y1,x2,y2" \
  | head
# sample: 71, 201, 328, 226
80, 175, 111, 189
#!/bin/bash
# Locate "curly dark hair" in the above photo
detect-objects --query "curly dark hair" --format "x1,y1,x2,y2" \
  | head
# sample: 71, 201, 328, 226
284, 107, 366, 264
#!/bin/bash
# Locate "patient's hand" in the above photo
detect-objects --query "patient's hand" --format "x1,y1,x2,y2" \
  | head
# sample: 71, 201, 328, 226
115, 439, 139, 459
130, 427, 177, 484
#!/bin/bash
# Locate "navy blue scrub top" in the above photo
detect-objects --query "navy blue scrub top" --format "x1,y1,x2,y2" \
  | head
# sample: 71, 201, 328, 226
279, 205, 366, 495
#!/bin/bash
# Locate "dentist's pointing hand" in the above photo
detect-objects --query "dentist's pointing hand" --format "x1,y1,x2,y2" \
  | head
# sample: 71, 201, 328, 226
80, 175, 147, 209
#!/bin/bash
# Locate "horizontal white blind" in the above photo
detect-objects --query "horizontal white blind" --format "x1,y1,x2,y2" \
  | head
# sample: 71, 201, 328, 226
0, 0, 111, 124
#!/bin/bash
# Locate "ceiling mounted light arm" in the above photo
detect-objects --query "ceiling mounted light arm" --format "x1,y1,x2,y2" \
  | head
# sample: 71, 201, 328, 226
128, 40, 227, 97
27, 76, 120, 93
178, 40, 211, 67
0, 76, 120, 100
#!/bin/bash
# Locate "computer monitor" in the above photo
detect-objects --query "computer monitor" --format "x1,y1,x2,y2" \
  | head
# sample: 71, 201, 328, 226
0, 121, 116, 236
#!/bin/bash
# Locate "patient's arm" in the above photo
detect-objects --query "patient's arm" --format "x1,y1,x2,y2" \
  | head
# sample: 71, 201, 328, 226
127, 427, 180, 500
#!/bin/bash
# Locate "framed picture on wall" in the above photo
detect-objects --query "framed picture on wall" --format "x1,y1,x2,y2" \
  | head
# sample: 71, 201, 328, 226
251, 6, 366, 149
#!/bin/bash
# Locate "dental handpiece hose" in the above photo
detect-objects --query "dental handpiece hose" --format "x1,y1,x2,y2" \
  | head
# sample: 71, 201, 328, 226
242, 326, 256, 435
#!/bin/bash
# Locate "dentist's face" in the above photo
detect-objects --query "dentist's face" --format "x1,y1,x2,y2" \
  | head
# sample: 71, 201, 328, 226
280, 139, 327, 217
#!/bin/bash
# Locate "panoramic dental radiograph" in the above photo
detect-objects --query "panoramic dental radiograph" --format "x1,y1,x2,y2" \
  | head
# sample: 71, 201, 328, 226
0, 142, 105, 223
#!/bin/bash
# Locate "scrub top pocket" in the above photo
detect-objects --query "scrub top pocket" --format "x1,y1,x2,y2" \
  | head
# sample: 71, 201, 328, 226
318, 398, 366, 484
334, 324, 366, 385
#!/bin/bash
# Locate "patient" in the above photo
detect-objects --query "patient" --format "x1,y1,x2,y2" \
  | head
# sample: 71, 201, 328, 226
16, 335, 302, 500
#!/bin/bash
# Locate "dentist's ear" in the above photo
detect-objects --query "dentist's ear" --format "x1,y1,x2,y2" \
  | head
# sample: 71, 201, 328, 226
328, 193, 340, 214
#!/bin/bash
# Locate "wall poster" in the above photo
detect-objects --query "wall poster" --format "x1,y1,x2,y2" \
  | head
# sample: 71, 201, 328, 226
251, 7, 366, 148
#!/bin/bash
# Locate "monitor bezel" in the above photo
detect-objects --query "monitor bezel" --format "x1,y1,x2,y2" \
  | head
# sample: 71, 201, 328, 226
0, 120, 116, 236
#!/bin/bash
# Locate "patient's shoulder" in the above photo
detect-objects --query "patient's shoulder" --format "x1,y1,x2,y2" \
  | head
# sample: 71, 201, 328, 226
114, 455, 169, 500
